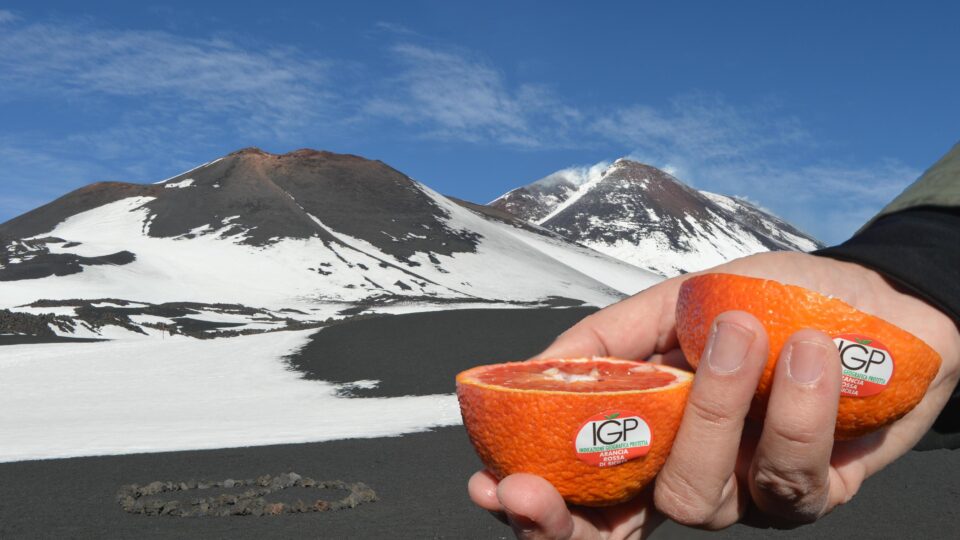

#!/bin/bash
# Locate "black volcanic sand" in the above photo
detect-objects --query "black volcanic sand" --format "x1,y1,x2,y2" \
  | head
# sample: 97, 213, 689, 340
2, 307, 959, 539
0, 335, 105, 345
2, 432, 960, 539
171, 317, 247, 333
285, 307, 598, 398
0, 428, 510, 539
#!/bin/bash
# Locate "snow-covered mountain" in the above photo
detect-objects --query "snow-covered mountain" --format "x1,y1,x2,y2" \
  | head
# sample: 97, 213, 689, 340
0, 148, 660, 339
490, 159, 822, 276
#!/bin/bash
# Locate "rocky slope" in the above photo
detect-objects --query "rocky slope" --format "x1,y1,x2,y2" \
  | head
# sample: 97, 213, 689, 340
491, 159, 822, 276
0, 149, 660, 338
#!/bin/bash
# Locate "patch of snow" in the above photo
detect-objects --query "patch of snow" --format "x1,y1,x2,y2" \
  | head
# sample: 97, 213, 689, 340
415, 183, 642, 306
128, 314, 176, 326
178, 313, 283, 332
3, 180, 651, 316
701, 191, 740, 214
701, 191, 819, 252
535, 164, 613, 225
90, 301, 148, 308
0, 330, 461, 462
501, 226, 663, 294
2, 197, 453, 310
154, 158, 223, 185
337, 379, 380, 392
9, 306, 78, 317
164, 178, 195, 189
580, 218, 773, 277
362, 301, 540, 316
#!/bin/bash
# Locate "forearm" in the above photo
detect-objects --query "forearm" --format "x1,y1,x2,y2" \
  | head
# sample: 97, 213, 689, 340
814, 206, 960, 325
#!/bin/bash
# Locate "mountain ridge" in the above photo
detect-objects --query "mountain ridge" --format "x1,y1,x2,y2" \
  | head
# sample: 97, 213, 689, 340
0, 147, 660, 340
490, 158, 822, 276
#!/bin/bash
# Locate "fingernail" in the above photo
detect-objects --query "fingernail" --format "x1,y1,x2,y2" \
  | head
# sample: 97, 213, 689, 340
705, 321, 755, 374
787, 340, 829, 384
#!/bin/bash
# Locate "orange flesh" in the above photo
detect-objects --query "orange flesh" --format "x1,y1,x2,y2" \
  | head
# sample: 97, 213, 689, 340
472, 360, 678, 392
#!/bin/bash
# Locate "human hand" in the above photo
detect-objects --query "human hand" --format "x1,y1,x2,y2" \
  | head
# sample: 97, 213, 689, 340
468, 251, 960, 539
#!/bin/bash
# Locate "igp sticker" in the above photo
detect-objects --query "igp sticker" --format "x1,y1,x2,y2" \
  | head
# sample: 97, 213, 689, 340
574, 410, 651, 468
833, 334, 894, 397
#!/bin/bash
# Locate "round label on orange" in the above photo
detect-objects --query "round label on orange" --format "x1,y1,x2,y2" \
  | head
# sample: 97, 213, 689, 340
833, 334, 894, 397
574, 410, 651, 467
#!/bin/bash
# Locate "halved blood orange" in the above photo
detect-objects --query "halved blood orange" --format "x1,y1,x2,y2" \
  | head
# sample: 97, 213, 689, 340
456, 358, 692, 506
676, 273, 942, 439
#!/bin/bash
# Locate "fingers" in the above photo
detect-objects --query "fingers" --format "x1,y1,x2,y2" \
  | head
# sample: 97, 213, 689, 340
469, 471, 579, 539
654, 311, 769, 529
749, 329, 843, 522
468, 470, 503, 512
536, 277, 687, 361
496, 474, 575, 540
472, 470, 661, 539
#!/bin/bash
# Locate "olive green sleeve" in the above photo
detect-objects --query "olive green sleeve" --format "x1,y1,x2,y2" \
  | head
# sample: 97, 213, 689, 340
864, 141, 960, 229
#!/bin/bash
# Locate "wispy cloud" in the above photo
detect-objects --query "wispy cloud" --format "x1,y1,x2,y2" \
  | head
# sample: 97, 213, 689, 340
0, 10, 18, 24
363, 44, 580, 147
372, 21, 422, 37
361, 44, 919, 242
589, 93, 918, 243
0, 20, 331, 135
0, 16, 337, 216
735, 159, 919, 242
597, 94, 809, 169
0, 16, 923, 243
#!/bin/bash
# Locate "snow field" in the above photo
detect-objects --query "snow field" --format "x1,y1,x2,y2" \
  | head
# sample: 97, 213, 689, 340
0, 330, 461, 462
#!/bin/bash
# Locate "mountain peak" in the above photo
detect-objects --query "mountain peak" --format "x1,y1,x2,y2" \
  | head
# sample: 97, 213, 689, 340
228, 146, 368, 162
0, 150, 661, 336
230, 146, 269, 156
606, 159, 677, 181
0, 147, 484, 261
490, 160, 822, 276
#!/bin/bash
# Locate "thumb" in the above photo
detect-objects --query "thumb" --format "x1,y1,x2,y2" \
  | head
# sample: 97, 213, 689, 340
497, 473, 574, 540
534, 277, 687, 361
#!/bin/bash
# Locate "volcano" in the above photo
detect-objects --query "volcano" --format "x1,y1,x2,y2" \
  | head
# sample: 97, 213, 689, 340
490, 159, 822, 276
0, 148, 659, 339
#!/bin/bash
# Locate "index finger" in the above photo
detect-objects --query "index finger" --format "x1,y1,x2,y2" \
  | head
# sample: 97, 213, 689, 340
535, 276, 687, 361
653, 311, 769, 529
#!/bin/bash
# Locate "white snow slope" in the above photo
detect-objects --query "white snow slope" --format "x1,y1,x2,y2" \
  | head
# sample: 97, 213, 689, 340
492, 159, 821, 277
0, 330, 461, 462
0, 187, 660, 315
0, 163, 664, 462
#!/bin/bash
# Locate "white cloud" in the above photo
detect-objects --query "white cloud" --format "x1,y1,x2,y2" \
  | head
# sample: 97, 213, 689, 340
0, 22, 331, 135
0, 10, 18, 24
372, 21, 421, 37
363, 43, 576, 147
0, 18, 339, 212
741, 159, 919, 242
528, 160, 612, 190
359, 43, 916, 243
600, 94, 809, 179
590, 94, 918, 244
0, 19, 924, 245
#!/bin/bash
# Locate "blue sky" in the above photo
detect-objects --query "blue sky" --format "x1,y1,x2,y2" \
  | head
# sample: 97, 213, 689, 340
0, 1, 957, 244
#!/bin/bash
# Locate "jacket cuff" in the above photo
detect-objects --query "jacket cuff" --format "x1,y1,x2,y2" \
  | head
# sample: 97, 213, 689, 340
813, 206, 960, 325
